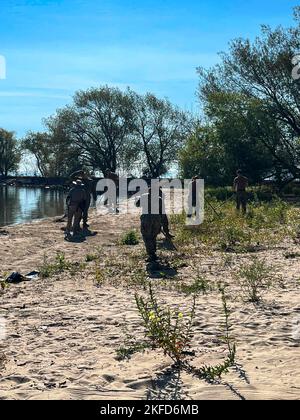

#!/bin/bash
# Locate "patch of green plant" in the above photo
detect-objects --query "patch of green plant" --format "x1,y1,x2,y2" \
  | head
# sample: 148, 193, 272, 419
235, 258, 280, 303
170, 199, 295, 253
94, 262, 105, 287
0, 271, 8, 291
116, 343, 151, 361
39, 252, 85, 279
184, 286, 236, 381
135, 284, 196, 364
116, 321, 151, 361
127, 269, 148, 289
86, 253, 99, 262
219, 222, 252, 252
179, 274, 212, 295
222, 254, 235, 268
121, 230, 139, 246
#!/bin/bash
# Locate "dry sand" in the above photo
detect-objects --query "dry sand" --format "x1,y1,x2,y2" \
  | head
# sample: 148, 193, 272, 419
0, 206, 300, 400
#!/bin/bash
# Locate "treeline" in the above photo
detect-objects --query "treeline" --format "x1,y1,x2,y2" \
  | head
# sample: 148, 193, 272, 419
22, 89, 191, 178
1, 6, 300, 186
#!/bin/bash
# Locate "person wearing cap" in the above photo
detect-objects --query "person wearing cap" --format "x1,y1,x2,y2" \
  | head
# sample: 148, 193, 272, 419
65, 179, 88, 238
70, 170, 97, 229
233, 170, 249, 214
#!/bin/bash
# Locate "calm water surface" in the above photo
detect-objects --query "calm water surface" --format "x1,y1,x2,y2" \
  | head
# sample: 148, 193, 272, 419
0, 187, 66, 227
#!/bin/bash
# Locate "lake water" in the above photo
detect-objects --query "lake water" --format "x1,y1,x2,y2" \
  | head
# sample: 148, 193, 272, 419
0, 187, 66, 227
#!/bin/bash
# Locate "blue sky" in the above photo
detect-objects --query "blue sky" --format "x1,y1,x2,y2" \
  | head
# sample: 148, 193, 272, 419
0, 0, 298, 137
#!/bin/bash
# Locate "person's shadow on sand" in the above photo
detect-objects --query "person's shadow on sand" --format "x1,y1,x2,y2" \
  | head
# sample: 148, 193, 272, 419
146, 261, 178, 279
64, 234, 86, 243
158, 238, 178, 252
63, 229, 98, 242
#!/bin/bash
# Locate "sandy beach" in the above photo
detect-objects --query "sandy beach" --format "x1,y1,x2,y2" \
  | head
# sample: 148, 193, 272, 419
0, 206, 300, 401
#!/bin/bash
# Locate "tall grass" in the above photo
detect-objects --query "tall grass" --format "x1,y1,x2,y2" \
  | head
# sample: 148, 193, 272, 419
170, 198, 297, 253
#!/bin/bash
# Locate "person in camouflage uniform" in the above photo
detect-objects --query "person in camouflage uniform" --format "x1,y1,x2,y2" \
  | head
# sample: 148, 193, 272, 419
137, 186, 174, 262
65, 179, 87, 238
70, 170, 97, 229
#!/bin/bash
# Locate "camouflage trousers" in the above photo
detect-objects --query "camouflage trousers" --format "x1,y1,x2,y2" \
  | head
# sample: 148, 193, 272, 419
66, 203, 83, 233
141, 214, 163, 259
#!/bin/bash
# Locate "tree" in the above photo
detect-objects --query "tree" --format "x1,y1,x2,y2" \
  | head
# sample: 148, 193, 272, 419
203, 92, 277, 184
0, 128, 21, 176
22, 132, 52, 177
23, 122, 81, 178
198, 7, 300, 185
179, 93, 277, 186
52, 86, 140, 175
179, 126, 226, 185
130, 92, 191, 177
23, 86, 191, 178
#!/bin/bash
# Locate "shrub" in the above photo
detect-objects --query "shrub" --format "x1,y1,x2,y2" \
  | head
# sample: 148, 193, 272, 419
135, 284, 196, 364
235, 258, 279, 302
86, 254, 98, 262
179, 274, 212, 295
121, 230, 139, 246
39, 252, 86, 278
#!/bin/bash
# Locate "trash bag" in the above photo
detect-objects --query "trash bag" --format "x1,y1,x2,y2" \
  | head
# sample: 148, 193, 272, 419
6, 272, 26, 284
6, 271, 40, 284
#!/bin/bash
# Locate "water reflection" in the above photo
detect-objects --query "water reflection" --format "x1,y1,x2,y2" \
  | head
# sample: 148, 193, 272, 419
0, 187, 66, 227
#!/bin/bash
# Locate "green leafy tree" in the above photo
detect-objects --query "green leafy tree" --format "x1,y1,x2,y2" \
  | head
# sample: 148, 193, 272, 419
0, 128, 21, 176
179, 126, 227, 185
131, 92, 191, 177
198, 7, 300, 186
23, 123, 81, 178
51, 86, 139, 175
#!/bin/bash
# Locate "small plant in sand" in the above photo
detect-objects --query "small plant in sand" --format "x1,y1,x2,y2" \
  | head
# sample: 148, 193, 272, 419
127, 269, 148, 289
184, 286, 237, 381
116, 321, 151, 361
179, 273, 212, 295
219, 221, 252, 252
121, 230, 139, 246
235, 257, 280, 303
222, 254, 235, 268
135, 284, 196, 364
39, 252, 86, 278
120, 284, 237, 381
94, 263, 105, 287
86, 253, 99, 263
0, 273, 8, 293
